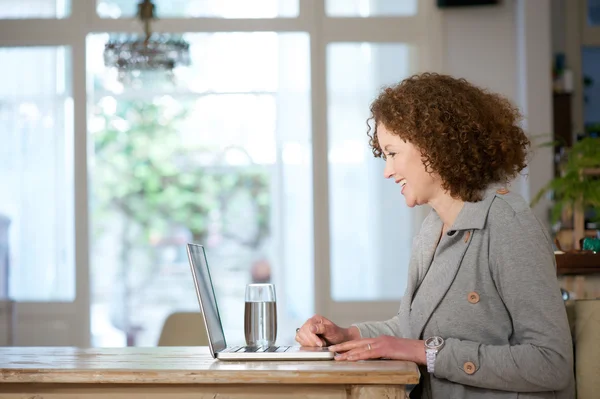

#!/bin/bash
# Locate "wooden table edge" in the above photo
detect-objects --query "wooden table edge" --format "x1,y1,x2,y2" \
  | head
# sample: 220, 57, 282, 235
0, 369, 421, 386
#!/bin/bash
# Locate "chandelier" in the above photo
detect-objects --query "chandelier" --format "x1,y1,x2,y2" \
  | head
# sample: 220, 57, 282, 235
103, 0, 190, 80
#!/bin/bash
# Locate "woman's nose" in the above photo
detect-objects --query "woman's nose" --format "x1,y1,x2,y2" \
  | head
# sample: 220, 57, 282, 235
383, 162, 394, 179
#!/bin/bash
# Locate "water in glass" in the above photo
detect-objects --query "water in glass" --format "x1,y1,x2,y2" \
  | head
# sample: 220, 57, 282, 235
244, 283, 277, 347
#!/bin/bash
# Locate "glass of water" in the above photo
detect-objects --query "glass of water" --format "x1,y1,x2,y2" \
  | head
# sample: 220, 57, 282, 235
244, 283, 277, 347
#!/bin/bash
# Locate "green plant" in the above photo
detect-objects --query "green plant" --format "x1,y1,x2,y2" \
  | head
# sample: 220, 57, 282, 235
531, 137, 600, 224
93, 100, 270, 245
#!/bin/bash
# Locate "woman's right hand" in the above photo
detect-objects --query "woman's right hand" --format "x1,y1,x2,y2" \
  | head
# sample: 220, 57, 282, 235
294, 315, 360, 347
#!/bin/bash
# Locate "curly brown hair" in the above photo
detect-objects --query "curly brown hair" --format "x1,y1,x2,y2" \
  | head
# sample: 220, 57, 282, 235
367, 72, 530, 202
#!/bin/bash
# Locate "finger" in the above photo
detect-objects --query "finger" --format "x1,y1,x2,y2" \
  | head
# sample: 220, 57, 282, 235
304, 329, 325, 347
307, 315, 324, 328
310, 333, 325, 347
334, 347, 363, 361
341, 348, 381, 361
294, 329, 306, 346
329, 339, 370, 353
295, 330, 313, 346
335, 344, 380, 361
310, 322, 328, 335
308, 314, 322, 323
353, 342, 382, 361
299, 324, 326, 347
296, 330, 324, 347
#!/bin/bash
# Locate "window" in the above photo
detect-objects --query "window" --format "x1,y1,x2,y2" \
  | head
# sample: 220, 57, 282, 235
0, 0, 71, 19
96, 0, 298, 19
582, 47, 600, 134
327, 43, 416, 301
588, 0, 600, 26
0, 46, 74, 301
88, 33, 312, 346
326, 0, 417, 17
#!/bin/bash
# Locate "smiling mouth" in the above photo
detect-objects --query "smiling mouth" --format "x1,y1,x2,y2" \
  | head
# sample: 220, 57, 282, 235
395, 178, 407, 188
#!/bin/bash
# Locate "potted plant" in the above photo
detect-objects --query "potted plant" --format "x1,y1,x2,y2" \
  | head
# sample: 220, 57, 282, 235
531, 136, 600, 250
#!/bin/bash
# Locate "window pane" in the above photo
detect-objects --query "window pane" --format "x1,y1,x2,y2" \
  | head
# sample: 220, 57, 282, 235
174, 33, 280, 93
97, 0, 298, 18
88, 33, 312, 347
89, 33, 285, 94
582, 47, 600, 135
588, 0, 600, 26
0, 0, 70, 18
327, 43, 417, 301
326, 0, 417, 17
0, 47, 74, 301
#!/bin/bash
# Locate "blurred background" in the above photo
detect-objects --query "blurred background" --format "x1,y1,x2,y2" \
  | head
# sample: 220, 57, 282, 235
0, 0, 597, 348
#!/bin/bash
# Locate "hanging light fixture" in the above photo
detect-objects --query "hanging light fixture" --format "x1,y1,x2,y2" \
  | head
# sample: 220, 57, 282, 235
103, 0, 190, 81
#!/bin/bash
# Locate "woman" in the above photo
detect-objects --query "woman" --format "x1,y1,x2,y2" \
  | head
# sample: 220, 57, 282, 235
295, 73, 575, 398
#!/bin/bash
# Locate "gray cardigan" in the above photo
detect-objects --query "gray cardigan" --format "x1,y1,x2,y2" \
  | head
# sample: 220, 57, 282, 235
354, 186, 575, 399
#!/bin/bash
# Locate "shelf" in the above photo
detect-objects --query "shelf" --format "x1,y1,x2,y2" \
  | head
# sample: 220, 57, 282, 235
582, 168, 600, 176
557, 229, 598, 236
557, 266, 600, 275
556, 253, 600, 276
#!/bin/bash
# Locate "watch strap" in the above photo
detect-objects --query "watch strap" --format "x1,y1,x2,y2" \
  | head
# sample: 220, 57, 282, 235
425, 348, 438, 373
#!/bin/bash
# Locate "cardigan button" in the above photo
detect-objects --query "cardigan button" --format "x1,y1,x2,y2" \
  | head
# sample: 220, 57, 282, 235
467, 292, 480, 304
463, 361, 477, 375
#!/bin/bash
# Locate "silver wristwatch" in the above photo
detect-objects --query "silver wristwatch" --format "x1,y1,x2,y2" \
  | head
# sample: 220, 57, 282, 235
424, 336, 445, 374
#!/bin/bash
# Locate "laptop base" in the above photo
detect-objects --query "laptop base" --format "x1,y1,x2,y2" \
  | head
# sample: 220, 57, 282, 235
216, 345, 334, 360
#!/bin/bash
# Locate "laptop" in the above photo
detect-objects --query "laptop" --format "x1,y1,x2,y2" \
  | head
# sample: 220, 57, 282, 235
186, 243, 334, 360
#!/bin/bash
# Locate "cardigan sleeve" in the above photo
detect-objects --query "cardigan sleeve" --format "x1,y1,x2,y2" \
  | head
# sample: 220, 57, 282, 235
353, 314, 402, 339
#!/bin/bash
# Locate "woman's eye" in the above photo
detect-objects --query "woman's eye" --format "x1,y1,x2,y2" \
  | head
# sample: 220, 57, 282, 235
387, 152, 396, 158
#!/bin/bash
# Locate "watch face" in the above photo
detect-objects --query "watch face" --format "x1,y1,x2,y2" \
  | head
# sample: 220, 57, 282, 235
425, 336, 444, 349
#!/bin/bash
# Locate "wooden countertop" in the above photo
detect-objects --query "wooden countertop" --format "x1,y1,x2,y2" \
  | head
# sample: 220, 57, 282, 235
0, 346, 420, 385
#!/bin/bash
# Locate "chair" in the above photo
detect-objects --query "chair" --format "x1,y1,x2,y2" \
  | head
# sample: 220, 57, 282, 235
565, 299, 600, 399
157, 311, 209, 346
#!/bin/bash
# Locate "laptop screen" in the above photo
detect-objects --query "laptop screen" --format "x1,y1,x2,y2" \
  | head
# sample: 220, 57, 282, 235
187, 243, 226, 353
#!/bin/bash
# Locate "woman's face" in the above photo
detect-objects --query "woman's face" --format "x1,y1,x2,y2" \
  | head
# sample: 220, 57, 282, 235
377, 123, 441, 207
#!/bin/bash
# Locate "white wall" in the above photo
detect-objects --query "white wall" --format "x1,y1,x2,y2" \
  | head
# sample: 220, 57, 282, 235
443, 0, 518, 101
439, 0, 554, 227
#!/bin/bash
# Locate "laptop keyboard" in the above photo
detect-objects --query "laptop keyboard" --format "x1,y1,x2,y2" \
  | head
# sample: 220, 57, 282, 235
223, 345, 290, 353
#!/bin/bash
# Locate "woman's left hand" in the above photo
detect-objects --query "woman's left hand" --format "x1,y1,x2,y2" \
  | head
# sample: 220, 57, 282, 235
328, 336, 426, 364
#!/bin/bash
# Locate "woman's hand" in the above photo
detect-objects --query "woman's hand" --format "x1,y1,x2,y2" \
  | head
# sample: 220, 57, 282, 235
328, 335, 426, 364
295, 315, 360, 347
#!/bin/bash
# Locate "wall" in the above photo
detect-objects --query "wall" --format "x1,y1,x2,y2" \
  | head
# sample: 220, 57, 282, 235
552, 0, 566, 55
439, 0, 554, 227
443, 0, 518, 102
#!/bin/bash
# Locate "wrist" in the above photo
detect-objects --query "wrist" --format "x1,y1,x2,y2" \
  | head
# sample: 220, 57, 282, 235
414, 340, 427, 365
344, 326, 361, 342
